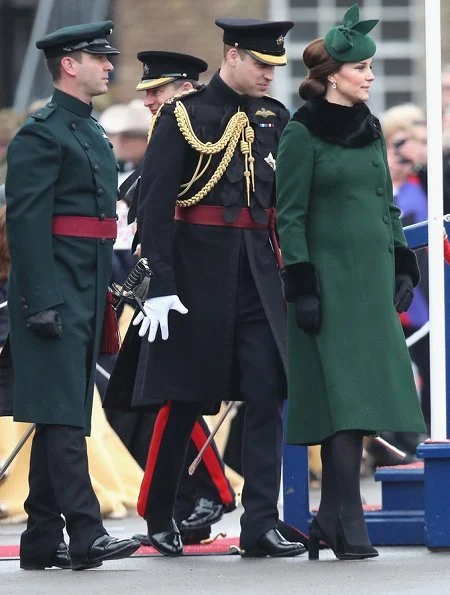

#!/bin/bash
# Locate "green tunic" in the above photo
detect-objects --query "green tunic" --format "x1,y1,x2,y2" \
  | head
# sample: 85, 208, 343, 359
5, 89, 118, 434
276, 115, 426, 445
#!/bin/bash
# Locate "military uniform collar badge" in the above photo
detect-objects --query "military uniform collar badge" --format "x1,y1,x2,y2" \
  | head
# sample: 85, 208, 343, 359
264, 152, 276, 171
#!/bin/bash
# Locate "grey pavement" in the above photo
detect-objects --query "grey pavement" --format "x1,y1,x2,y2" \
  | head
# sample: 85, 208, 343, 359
1, 478, 450, 594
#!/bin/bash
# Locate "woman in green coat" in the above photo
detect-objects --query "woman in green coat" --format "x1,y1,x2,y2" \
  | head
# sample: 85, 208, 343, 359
276, 4, 426, 561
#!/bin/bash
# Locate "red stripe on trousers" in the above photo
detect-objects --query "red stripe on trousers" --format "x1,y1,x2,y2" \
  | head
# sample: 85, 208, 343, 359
190, 419, 234, 505
137, 402, 172, 518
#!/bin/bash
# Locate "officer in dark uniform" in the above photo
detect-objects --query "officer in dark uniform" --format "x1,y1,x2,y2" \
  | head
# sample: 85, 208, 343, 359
107, 18, 307, 558
105, 51, 236, 544
4, 21, 139, 570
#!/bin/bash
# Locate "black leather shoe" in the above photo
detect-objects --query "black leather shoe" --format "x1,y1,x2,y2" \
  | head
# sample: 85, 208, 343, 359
180, 498, 225, 530
180, 526, 211, 544
148, 518, 183, 557
20, 542, 71, 570
132, 533, 151, 546
71, 535, 140, 570
241, 528, 307, 558
133, 526, 210, 547
277, 520, 309, 549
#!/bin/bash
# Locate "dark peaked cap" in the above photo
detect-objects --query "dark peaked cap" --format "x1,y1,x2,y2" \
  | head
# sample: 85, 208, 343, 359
215, 18, 294, 65
136, 51, 208, 91
36, 20, 119, 58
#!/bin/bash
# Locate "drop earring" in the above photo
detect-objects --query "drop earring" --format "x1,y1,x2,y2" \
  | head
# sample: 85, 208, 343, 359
332, 81, 337, 89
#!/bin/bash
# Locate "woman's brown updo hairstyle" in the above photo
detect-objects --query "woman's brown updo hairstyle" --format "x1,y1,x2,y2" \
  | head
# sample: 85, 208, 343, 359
299, 38, 343, 101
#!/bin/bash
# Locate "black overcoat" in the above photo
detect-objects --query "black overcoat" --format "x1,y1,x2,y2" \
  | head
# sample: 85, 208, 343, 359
104, 73, 289, 412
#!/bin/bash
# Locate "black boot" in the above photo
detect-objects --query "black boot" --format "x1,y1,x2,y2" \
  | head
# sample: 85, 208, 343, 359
308, 517, 378, 561
314, 438, 340, 549
329, 430, 375, 549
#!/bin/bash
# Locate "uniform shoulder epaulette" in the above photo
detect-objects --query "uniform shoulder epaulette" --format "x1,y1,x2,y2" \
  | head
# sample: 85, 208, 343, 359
31, 103, 58, 122
164, 86, 205, 105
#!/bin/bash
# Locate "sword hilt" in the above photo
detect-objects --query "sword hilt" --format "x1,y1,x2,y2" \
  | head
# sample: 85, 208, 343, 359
110, 257, 153, 311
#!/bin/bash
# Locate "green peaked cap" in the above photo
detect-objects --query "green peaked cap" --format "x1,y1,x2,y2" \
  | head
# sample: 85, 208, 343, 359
324, 3, 378, 62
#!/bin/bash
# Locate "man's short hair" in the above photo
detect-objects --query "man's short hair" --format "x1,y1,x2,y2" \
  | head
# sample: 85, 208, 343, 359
46, 50, 83, 82
172, 78, 199, 90
223, 44, 246, 61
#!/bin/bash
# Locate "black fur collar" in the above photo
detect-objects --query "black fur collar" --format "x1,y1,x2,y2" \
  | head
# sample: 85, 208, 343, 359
291, 97, 381, 148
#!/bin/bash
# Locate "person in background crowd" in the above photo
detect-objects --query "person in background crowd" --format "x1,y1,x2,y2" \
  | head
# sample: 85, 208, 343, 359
2, 20, 139, 571
441, 64, 450, 214
276, 3, 426, 560
381, 107, 430, 449
0, 109, 25, 186
99, 99, 150, 283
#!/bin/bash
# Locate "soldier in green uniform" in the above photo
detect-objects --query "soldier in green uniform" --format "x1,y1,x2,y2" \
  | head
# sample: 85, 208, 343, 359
4, 21, 139, 570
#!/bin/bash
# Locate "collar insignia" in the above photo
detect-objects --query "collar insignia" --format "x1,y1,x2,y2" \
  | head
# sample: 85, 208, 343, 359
255, 108, 276, 118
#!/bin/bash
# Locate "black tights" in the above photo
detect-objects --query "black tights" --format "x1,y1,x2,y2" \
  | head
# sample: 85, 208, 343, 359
316, 430, 371, 546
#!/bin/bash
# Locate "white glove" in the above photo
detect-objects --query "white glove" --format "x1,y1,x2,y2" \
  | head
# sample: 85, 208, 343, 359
132, 295, 188, 342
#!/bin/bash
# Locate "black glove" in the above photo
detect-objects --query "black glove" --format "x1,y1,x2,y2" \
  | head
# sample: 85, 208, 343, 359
394, 274, 414, 313
294, 295, 321, 334
26, 309, 63, 338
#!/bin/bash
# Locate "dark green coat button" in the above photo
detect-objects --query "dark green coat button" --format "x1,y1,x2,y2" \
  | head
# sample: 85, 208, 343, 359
97, 188, 104, 196
376, 187, 384, 195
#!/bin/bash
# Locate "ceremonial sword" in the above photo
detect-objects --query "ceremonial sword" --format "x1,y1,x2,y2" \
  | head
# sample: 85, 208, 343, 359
188, 404, 408, 476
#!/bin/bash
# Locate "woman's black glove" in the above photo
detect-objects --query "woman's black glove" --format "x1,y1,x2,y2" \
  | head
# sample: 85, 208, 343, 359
26, 309, 63, 338
394, 274, 414, 313
281, 261, 321, 334
294, 295, 321, 334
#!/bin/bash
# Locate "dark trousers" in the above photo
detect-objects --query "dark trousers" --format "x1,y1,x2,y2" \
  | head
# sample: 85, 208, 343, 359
138, 254, 285, 546
175, 416, 235, 523
20, 424, 106, 563
101, 361, 234, 518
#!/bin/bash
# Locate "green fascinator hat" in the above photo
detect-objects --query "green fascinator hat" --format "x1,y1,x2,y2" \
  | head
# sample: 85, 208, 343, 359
324, 3, 378, 62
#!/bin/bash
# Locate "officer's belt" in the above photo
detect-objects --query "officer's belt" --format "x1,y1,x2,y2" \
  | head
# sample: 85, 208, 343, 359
174, 205, 283, 268
174, 205, 276, 231
52, 215, 117, 239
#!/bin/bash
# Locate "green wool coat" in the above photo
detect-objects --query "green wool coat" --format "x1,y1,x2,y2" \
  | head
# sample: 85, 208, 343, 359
5, 89, 117, 434
276, 117, 426, 446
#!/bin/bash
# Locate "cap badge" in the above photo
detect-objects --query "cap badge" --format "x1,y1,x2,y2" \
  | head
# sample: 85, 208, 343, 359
256, 108, 276, 118
143, 64, 150, 76
276, 35, 285, 46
